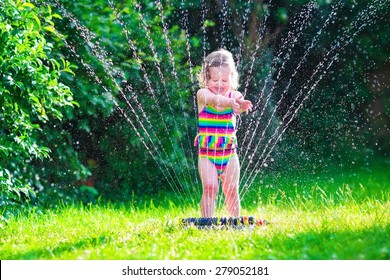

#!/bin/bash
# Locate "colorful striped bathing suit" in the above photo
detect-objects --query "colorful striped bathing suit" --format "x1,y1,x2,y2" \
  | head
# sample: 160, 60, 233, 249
194, 93, 237, 178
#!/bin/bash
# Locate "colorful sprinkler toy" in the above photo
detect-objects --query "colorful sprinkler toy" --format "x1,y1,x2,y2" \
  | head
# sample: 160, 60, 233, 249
182, 216, 268, 229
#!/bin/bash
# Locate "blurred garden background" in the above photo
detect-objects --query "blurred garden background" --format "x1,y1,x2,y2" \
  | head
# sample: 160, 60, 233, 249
1, 0, 389, 217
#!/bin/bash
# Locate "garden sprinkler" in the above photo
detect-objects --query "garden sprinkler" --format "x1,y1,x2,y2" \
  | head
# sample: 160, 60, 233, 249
182, 216, 269, 229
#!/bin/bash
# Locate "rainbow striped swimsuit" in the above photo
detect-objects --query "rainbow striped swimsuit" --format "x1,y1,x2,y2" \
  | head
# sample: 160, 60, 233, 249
194, 99, 237, 178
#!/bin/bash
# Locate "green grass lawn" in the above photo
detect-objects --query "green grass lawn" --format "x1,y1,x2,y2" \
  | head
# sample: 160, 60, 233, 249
1, 164, 389, 260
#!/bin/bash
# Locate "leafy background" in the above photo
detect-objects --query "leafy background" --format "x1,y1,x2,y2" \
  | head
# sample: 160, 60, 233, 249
1, 0, 389, 215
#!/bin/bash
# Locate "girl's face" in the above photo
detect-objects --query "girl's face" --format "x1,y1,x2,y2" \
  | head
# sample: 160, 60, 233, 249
207, 65, 231, 95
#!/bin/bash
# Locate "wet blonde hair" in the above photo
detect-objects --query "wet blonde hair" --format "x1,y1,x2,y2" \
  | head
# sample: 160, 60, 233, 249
198, 49, 239, 90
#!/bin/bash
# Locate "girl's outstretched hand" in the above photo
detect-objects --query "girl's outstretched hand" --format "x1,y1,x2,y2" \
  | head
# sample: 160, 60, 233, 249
237, 97, 253, 114
230, 98, 241, 115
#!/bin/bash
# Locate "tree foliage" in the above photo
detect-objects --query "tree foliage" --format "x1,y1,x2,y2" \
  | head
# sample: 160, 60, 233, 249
30, 0, 198, 204
1, 0, 388, 210
0, 0, 76, 210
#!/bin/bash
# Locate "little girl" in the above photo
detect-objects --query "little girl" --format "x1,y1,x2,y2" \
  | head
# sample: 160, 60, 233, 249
194, 49, 253, 217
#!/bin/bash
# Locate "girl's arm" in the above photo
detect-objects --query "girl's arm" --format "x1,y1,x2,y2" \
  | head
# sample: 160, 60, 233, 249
197, 88, 239, 111
233, 91, 253, 114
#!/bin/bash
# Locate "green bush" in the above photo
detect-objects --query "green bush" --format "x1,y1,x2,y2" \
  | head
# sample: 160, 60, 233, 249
0, 0, 76, 212
30, 0, 199, 203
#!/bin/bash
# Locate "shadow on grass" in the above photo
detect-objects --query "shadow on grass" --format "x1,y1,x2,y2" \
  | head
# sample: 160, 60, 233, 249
5, 224, 390, 260
5, 235, 114, 260
247, 224, 390, 260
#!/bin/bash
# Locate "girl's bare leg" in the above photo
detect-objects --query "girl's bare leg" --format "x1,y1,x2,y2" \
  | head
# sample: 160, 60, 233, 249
221, 154, 240, 217
198, 157, 219, 217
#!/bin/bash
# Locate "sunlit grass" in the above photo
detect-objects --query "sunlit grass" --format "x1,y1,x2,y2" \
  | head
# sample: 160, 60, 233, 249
0, 166, 389, 260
